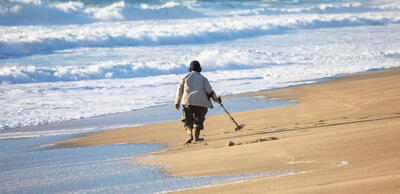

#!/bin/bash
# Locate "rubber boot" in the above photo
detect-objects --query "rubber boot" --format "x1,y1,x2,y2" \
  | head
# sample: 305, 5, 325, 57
194, 128, 204, 142
185, 127, 193, 144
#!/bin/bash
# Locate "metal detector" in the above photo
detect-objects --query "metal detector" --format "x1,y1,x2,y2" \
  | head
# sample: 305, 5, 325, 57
219, 103, 245, 131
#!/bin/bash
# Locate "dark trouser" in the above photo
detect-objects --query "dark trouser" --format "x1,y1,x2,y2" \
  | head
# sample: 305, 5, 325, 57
182, 105, 208, 141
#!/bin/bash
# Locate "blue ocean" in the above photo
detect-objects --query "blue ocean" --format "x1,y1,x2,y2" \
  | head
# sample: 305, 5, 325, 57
1, 0, 400, 192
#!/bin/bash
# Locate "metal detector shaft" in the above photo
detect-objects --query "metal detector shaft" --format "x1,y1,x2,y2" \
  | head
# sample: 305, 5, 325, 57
220, 103, 240, 127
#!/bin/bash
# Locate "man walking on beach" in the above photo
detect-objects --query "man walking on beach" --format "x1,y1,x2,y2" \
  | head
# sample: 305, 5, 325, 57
175, 60, 221, 144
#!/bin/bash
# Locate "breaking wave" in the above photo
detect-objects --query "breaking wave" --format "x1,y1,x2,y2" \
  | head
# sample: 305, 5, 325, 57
0, 48, 274, 84
1, 11, 399, 59
2, 0, 400, 26
0, 62, 186, 84
0, 0, 203, 25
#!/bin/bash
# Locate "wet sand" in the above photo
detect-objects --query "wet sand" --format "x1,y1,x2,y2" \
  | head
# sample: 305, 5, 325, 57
58, 69, 400, 193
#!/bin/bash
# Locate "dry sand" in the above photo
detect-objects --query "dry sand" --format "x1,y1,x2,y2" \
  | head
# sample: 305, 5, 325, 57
58, 69, 400, 193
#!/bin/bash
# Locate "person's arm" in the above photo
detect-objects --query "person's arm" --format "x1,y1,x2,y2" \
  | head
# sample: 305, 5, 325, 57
204, 78, 221, 104
175, 78, 185, 110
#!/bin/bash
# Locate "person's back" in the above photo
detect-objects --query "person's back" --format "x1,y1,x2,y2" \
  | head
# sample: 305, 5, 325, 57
175, 61, 221, 144
179, 71, 214, 109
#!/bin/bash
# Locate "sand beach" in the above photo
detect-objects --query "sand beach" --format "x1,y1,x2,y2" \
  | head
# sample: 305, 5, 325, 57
58, 69, 400, 193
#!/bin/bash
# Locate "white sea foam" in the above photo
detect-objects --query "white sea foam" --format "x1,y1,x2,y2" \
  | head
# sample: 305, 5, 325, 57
263, 2, 393, 14
1, 10, 400, 58
0, 0, 203, 26
49, 1, 84, 13
1, 0, 399, 26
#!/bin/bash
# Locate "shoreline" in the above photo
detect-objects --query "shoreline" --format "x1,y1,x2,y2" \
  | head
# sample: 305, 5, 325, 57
1, 68, 393, 137
57, 68, 400, 193
1, 93, 292, 141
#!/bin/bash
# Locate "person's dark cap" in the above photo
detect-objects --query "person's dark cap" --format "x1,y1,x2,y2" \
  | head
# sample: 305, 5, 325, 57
189, 60, 202, 72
